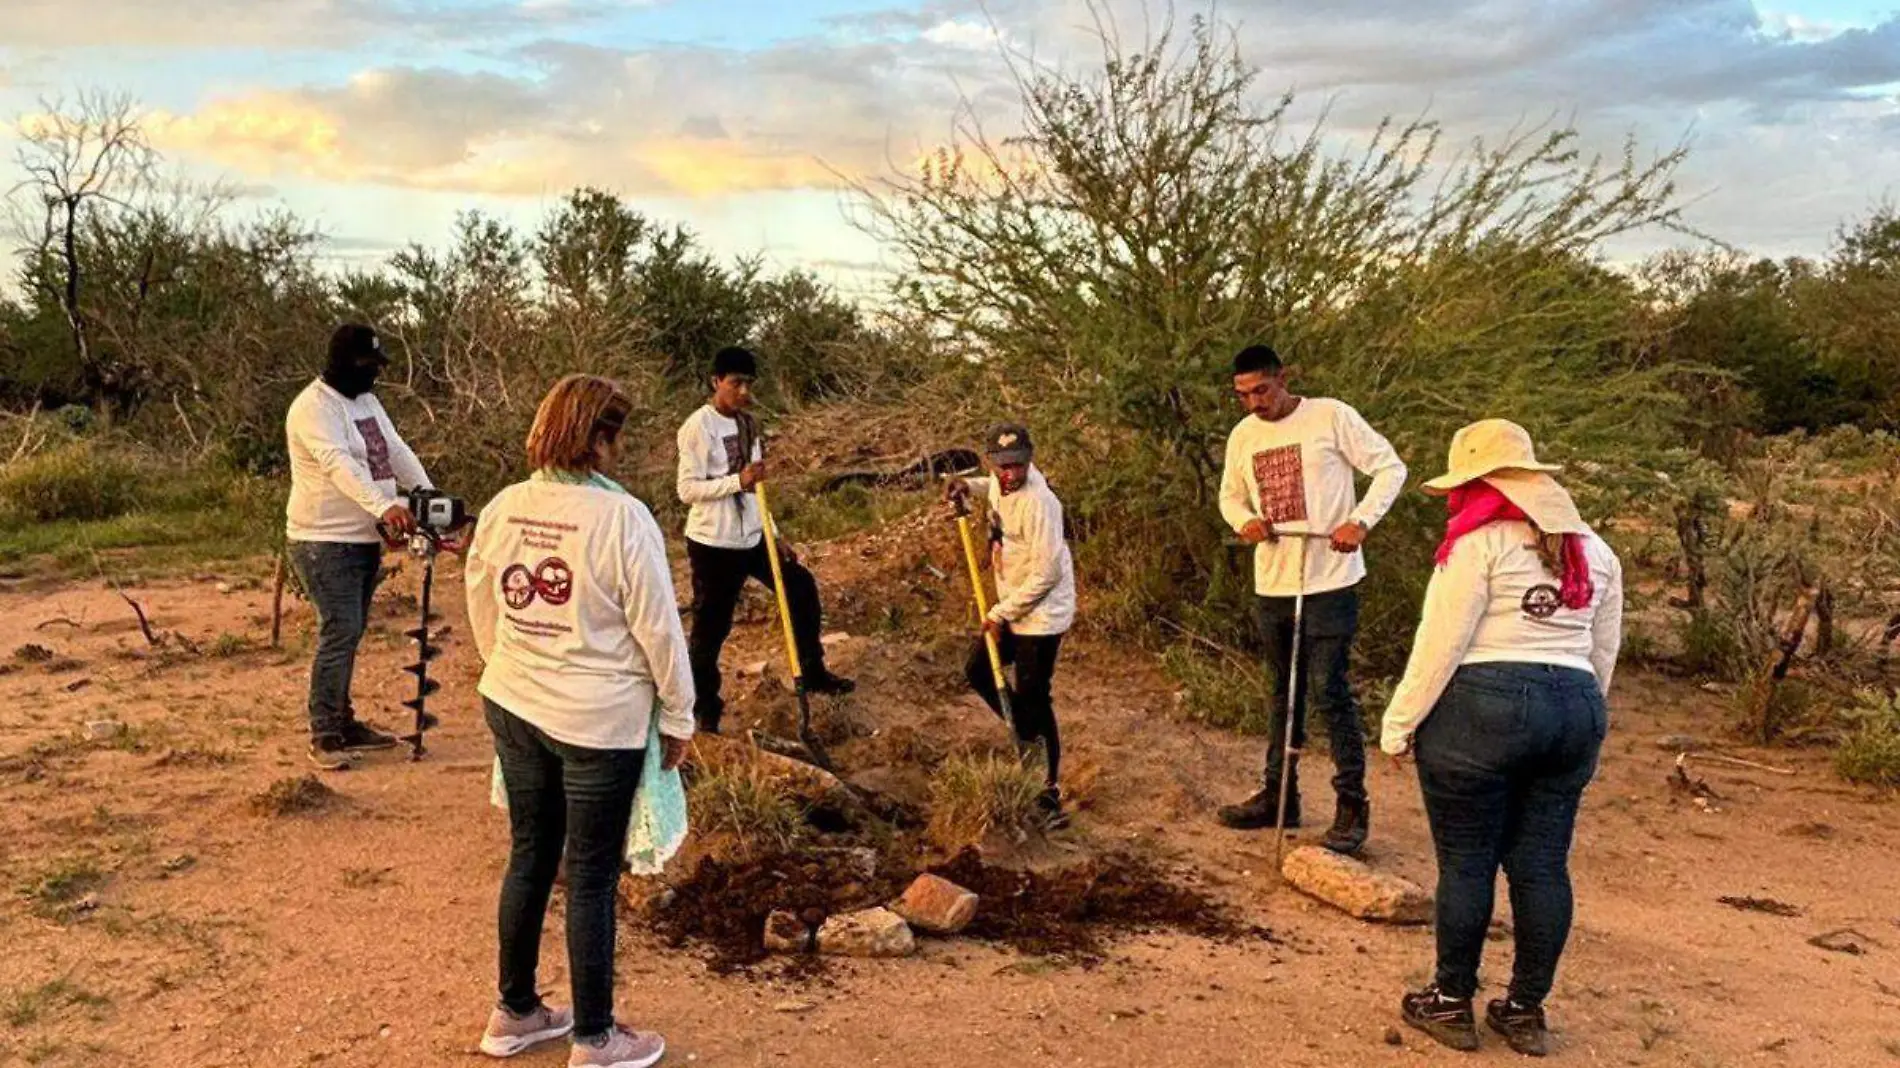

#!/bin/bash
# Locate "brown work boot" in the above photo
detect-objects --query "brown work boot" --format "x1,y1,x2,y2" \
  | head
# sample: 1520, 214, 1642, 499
1321, 798, 1369, 855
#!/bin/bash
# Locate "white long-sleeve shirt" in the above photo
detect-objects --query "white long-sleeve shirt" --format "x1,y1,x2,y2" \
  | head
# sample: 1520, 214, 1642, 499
676, 405, 763, 550
966, 467, 1076, 636
284, 380, 431, 543
465, 477, 696, 749
1219, 398, 1407, 597
1380, 521, 1624, 756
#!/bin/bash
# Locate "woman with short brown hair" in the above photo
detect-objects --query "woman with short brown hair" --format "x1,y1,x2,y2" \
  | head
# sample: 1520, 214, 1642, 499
465, 374, 694, 1068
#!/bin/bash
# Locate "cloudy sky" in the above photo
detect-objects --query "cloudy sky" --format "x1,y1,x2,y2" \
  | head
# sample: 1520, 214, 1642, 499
1, 0, 1895, 293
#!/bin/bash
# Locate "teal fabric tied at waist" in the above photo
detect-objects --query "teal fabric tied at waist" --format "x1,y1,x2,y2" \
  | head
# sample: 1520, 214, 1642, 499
487, 467, 690, 877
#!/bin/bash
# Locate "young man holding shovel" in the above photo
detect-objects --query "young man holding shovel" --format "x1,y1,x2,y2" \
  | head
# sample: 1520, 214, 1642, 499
944, 423, 1076, 820
1216, 344, 1407, 854
676, 346, 853, 736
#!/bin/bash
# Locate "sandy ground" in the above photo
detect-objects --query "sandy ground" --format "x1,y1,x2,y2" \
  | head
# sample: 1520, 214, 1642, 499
2, 536, 1898, 1068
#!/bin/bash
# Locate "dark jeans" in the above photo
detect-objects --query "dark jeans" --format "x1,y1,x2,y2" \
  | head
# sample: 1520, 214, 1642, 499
964, 627, 1064, 788
687, 538, 830, 732
287, 540, 382, 743
486, 698, 644, 1039
1256, 586, 1368, 804
1414, 663, 1607, 1004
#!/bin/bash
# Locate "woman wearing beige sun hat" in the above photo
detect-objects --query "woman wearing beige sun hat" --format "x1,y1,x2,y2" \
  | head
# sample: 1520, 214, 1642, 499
1382, 419, 1624, 1058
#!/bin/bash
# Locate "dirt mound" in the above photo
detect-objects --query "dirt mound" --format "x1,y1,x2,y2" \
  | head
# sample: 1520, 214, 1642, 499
645, 844, 1274, 973
928, 849, 1275, 963
646, 849, 914, 973
251, 775, 337, 817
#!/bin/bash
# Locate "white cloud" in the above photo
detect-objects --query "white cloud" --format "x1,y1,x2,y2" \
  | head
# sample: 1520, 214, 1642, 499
19, 0, 1897, 257
922, 18, 1003, 50
1757, 10, 1853, 43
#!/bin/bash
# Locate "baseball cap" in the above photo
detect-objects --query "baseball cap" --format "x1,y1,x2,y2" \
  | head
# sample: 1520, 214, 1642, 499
984, 423, 1033, 465
329, 323, 389, 366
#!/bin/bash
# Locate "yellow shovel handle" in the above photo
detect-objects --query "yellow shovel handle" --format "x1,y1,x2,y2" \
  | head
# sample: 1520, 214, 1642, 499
755, 480, 804, 681
956, 513, 1008, 692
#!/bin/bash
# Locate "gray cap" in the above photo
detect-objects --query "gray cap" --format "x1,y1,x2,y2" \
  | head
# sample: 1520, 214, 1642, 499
984, 422, 1033, 465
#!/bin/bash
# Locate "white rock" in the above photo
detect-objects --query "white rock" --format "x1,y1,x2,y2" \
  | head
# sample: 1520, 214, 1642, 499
817, 908, 915, 958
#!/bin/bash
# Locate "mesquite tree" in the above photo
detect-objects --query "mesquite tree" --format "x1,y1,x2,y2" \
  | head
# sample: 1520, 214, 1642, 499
855, 12, 1702, 657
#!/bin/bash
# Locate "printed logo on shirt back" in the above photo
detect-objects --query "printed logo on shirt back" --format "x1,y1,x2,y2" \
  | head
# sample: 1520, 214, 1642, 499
1251, 444, 1307, 526
500, 558, 575, 610
354, 418, 394, 481
1521, 584, 1563, 620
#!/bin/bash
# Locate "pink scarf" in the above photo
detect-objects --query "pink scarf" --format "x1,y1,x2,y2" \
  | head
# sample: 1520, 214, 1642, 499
1437, 481, 1594, 610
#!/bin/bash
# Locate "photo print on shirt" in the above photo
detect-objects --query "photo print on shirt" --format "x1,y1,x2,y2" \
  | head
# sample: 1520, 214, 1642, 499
1251, 444, 1308, 526
355, 418, 394, 481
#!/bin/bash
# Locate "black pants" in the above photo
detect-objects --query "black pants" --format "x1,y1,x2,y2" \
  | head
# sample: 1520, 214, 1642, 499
1256, 586, 1368, 805
687, 538, 829, 732
1415, 663, 1605, 1003
486, 698, 643, 1040
964, 626, 1064, 788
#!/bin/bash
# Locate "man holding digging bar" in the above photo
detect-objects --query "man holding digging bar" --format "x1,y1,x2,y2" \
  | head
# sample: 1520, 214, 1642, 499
1216, 343, 1407, 855
676, 346, 854, 736
943, 423, 1076, 821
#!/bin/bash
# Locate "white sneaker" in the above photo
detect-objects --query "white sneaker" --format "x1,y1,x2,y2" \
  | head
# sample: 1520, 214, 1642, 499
480, 1002, 575, 1057
569, 1025, 665, 1068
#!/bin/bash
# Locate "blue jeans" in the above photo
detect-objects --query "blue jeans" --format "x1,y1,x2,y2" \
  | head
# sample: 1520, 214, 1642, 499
287, 540, 382, 743
486, 698, 644, 1039
1256, 587, 1368, 804
1414, 663, 1607, 1004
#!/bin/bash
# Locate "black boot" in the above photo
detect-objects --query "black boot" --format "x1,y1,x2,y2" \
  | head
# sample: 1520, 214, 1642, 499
1486, 998, 1551, 1057
1321, 797, 1369, 855
805, 671, 856, 696
1401, 986, 1481, 1052
1037, 785, 1070, 829
1217, 784, 1301, 830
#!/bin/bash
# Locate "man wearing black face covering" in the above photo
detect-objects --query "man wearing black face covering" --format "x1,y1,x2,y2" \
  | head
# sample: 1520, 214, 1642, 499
285, 323, 435, 770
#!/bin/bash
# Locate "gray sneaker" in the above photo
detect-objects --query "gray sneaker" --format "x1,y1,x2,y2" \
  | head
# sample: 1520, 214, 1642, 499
569, 1026, 665, 1068
480, 1003, 574, 1058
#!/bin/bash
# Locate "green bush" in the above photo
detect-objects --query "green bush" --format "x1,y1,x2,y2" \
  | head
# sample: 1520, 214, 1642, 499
926, 751, 1050, 849
1162, 644, 1275, 735
1836, 689, 1900, 789
0, 449, 282, 571
687, 761, 807, 856
0, 445, 145, 526
1677, 610, 1747, 680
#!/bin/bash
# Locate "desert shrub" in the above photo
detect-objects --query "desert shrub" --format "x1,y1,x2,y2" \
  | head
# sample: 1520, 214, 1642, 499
1162, 644, 1275, 735
1836, 689, 1900, 789
858, 17, 1695, 688
0, 443, 144, 525
687, 761, 807, 856
926, 751, 1049, 849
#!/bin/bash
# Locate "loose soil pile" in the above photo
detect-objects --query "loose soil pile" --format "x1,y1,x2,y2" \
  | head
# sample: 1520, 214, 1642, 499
928, 849, 1277, 963
645, 843, 1274, 972
646, 848, 912, 972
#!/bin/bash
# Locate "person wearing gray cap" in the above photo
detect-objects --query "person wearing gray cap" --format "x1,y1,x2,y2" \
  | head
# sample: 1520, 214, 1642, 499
943, 423, 1076, 819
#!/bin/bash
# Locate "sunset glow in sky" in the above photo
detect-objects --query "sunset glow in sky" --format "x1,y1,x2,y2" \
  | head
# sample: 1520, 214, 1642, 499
3, 1, 1896, 294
